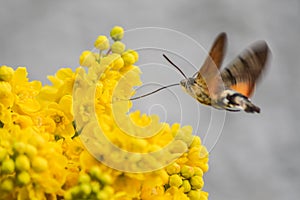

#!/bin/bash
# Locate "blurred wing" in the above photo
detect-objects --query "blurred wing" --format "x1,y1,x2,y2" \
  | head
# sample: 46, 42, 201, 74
196, 32, 227, 98
221, 41, 270, 97
198, 32, 227, 77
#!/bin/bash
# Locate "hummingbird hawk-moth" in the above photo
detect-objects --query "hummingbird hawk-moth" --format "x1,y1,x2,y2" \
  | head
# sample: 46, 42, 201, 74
131, 32, 271, 113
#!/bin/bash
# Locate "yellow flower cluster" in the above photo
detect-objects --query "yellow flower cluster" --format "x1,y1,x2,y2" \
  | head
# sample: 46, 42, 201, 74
0, 26, 209, 200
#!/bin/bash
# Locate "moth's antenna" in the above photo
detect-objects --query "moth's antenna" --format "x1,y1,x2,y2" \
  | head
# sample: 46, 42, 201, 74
130, 83, 180, 101
163, 54, 188, 79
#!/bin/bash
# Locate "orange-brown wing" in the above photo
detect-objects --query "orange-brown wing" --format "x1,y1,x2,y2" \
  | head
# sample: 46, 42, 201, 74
196, 32, 227, 98
198, 32, 227, 77
221, 41, 270, 97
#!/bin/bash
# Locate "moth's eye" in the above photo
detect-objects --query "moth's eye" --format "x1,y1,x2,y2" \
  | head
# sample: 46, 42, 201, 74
188, 78, 195, 84
180, 80, 186, 86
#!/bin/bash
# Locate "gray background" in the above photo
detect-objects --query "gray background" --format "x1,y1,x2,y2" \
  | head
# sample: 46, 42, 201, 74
1, 1, 299, 199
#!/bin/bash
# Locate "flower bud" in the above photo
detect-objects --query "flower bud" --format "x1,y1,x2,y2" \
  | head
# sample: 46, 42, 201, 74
17, 171, 31, 185
90, 181, 101, 193
78, 174, 91, 184
190, 175, 204, 189
94, 35, 110, 50
126, 49, 139, 62
180, 165, 194, 179
69, 186, 80, 196
110, 26, 124, 41
122, 51, 135, 66
89, 166, 102, 180
80, 183, 92, 195
97, 190, 109, 200
64, 190, 72, 200
111, 41, 126, 54
103, 186, 114, 196
166, 163, 181, 175
169, 174, 183, 188
24, 144, 37, 159
181, 180, 191, 193
0, 65, 14, 81
0, 147, 8, 162
99, 173, 112, 185
193, 167, 203, 176
1, 158, 15, 174
188, 189, 201, 200
0, 178, 14, 192
13, 142, 26, 154
15, 154, 30, 171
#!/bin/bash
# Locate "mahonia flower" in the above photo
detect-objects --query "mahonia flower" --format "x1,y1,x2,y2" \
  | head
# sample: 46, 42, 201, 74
0, 26, 209, 200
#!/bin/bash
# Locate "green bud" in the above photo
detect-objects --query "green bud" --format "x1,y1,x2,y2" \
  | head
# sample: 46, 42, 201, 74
17, 171, 31, 185
188, 189, 201, 200
89, 166, 102, 180
78, 174, 91, 184
190, 175, 204, 189
64, 190, 73, 200
70, 186, 80, 195
193, 167, 203, 176
0, 147, 8, 162
24, 144, 37, 158
99, 173, 112, 185
13, 142, 26, 154
181, 180, 191, 193
15, 154, 30, 171
1, 158, 15, 174
90, 181, 101, 193
0, 178, 14, 192
103, 186, 114, 196
180, 165, 194, 179
96, 190, 109, 200
166, 163, 181, 175
80, 183, 92, 196
111, 41, 126, 54
110, 26, 124, 41
169, 174, 183, 188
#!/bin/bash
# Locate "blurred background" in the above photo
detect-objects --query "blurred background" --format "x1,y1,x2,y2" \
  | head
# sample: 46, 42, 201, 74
0, 0, 299, 199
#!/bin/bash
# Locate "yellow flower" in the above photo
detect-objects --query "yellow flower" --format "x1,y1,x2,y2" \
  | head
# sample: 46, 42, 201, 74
10, 67, 42, 114
0, 25, 209, 200
0, 126, 68, 199
38, 68, 75, 105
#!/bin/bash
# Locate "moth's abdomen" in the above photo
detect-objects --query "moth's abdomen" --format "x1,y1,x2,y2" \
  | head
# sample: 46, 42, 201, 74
196, 93, 211, 105
218, 90, 260, 113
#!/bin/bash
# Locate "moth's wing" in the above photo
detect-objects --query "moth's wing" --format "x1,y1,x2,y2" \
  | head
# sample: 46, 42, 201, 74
198, 32, 227, 76
196, 32, 227, 98
221, 41, 271, 97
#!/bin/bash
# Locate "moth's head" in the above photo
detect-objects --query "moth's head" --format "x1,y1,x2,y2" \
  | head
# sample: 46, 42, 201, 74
180, 78, 195, 90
